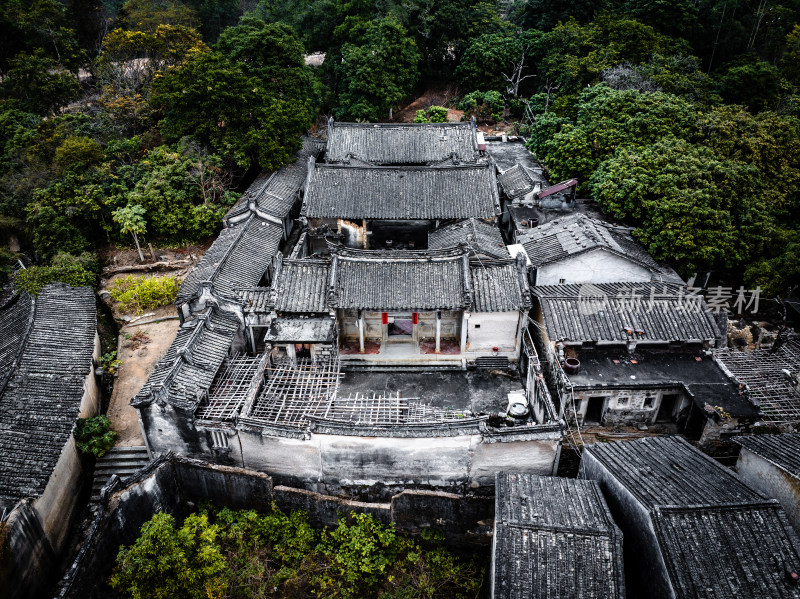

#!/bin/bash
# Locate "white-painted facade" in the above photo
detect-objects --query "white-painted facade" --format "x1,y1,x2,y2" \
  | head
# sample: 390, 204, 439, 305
535, 248, 653, 286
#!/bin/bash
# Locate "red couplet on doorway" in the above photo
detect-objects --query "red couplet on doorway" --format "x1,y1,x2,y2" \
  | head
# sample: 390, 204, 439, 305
412, 312, 418, 325
382, 312, 388, 325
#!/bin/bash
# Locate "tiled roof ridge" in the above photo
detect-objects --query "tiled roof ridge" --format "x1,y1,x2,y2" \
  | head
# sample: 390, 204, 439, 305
131, 305, 239, 408
329, 242, 468, 261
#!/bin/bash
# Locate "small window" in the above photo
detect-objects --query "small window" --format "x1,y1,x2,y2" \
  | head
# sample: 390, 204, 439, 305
210, 430, 229, 449
474, 324, 481, 329
617, 397, 629, 406
559, 278, 566, 284
644, 397, 654, 409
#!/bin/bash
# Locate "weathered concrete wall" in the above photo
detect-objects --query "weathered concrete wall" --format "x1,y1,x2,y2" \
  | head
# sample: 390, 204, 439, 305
59, 455, 494, 599
470, 437, 560, 485
737, 449, 800, 534
580, 449, 675, 599
0, 499, 56, 599
573, 387, 684, 426
537, 249, 652, 286
466, 311, 520, 353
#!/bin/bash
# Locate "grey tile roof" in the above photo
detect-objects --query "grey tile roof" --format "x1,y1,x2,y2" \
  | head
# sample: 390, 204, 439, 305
470, 259, 531, 312
325, 120, 479, 164
735, 433, 800, 479
584, 436, 765, 509
532, 282, 720, 344
428, 219, 509, 259
0, 284, 96, 508
519, 213, 682, 282
265, 317, 335, 343
176, 217, 283, 303
226, 138, 324, 221
132, 307, 240, 410
0, 292, 33, 392
653, 504, 800, 599
301, 162, 501, 220
270, 257, 330, 313
497, 164, 538, 199
236, 287, 271, 313
329, 246, 470, 311
493, 472, 625, 599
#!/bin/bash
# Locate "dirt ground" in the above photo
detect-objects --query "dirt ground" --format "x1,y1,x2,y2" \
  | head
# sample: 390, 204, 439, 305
99, 240, 213, 445
105, 306, 180, 445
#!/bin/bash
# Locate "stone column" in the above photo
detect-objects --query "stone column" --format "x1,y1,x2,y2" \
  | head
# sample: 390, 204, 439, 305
435, 311, 442, 353
460, 311, 470, 354
358, 310, 365, 353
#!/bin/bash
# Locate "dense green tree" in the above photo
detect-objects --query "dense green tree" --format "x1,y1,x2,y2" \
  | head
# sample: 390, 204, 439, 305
695, 105, 800, 218
623, 0, 699, 38
782, 24, 800, 85
715, 57, 788, 112
0, 50, 80, 114
116, 0, 199, 33
590, 138, 769, 272
96, 25, 208, 135
336, 15, 421, 121
150, 52, 311, 169
215, 17, 312, 103
110, 512, 226, 599
529, 84, 697, 190
456, 29, 544, 96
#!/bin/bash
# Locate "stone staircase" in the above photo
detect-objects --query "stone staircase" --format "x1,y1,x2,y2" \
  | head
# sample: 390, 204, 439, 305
475, 356, 511, 369
91, 446, 150, 503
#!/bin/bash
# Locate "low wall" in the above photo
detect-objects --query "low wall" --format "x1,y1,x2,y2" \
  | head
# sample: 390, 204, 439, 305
59, 453, 495, 599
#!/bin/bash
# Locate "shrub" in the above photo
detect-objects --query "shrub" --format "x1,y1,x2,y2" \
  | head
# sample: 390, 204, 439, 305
100, 350, 122, 374
413, 106, 449, 123
14, 262, 96, 295
110, 512, 226, 599
458, 90, 504, 122
109, 275, 180, 314
73, 415, 118, 457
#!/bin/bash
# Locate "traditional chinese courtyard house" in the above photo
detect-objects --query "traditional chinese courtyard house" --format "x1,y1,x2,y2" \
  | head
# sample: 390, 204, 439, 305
301, 159, 502, 250
133, 128, 564, 496
0, 283, 99, 599
491, 472, 626, 599
735, 433, 800, 533
581, 436, 800, 598
530, 283, 760, 441
518, 213, 681, 286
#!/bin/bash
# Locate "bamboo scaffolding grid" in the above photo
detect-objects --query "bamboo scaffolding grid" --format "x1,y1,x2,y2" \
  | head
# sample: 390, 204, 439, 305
196, 354, 262, 421
716, 339, 800, 425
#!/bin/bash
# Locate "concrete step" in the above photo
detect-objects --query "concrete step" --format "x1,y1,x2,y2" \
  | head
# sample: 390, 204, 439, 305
475, 356, 511, 369
91, 446, 150, 502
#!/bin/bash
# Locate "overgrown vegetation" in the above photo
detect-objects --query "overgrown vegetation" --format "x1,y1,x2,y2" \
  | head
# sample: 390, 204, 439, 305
73, 415, 119, 457
109, 275, 180, 314
110, 506, 484, 599
2, 0, 798, 297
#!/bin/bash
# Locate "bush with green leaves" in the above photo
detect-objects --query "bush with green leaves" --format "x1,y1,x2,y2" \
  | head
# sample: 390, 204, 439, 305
110, 505, 484, 599
14, 261, 96, 295
110, 512, 225, 599
458, 90, 504, 123
109, 275, 180, 314
73, 415, 119, 457
413, 106, 449, 123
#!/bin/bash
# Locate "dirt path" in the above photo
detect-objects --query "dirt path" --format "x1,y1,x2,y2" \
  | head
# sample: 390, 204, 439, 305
106, 306, 179, 445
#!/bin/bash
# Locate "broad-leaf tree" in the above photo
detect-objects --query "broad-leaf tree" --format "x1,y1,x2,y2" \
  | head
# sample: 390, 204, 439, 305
112, 203, 147, 261
336, 15, 421, 121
